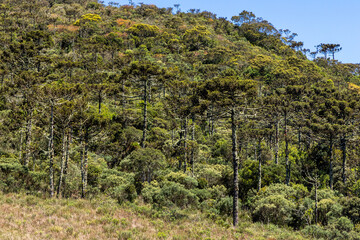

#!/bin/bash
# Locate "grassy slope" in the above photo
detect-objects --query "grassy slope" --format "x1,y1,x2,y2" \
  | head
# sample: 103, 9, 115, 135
0, 192, 310, 240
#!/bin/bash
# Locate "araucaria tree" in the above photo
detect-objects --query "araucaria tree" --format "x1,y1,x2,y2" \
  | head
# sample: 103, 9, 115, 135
200, 76, 257, 226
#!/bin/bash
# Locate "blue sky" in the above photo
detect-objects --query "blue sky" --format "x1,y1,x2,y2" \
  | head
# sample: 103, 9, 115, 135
104, 0, 359, 64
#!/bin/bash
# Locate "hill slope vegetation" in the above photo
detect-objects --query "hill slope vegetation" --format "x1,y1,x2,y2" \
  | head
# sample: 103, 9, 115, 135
1, 1, 360, 239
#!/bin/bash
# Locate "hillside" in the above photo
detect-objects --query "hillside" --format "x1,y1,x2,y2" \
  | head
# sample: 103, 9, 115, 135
1, 0, 360, 239
0, 192, 309, 240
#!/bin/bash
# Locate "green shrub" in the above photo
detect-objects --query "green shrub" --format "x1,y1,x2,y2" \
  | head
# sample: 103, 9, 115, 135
0, 158, 27, 192
239, 160, 259, 197
107, 184, 137, 204
341, 197, 360, 224
142, 180, 199, 208
211, 138, 230, 161
255, 183, 297, 200
311, 188, 337, 201
62, 162, 81, 197
333, 216, 354, 232
262, 163, 286, 186
351, 180, 360, 197
200, 199, 217, 213
197, 177, 208, 189
87, 157, 107, 186
208, 185, 227, 200
190, 188, 211, 202
154, 181, 198, 208
141, 181, 161, 204
252, 194, 295, 225
216, 196, 233, 216
165, 171, 198, 189
291, 183, 309, 200
196, 164, 227, 187
318, 198, 343, 226
26, 171, 48, 194
99, 169, 135, 190
99, 169, 136, 203
303, 222, 358, 240
120, 148, 166, 184
251, 184, 303, 226
302, 225, 331, 239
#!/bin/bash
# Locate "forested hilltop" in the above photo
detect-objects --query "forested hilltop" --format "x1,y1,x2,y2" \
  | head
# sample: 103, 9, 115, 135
1, 0, 360, 239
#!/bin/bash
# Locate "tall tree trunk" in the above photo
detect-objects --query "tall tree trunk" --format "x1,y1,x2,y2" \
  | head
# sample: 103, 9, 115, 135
81, 129, 89, 198
95, 51, 98, 72
298, 126, 301, 150
98, 89, 102, 114
141, 79, 148, 148
178, 123, 184, 170
274, 119, 279, 164
315, 181, 318, 224
49, 101, 55, 198
57, 128, 67, 197
190, 114, 195, 174
341, 134, 346, 185
207, 111, 211, 136
183, 117, 188, 173
257, 139, 262, 192
329, 135, 334, 190
24, 113, 33, 167
231, 108, 239, 227
19, 127, 24, 163
285, 111, 290, 185
62, 131, 70, 197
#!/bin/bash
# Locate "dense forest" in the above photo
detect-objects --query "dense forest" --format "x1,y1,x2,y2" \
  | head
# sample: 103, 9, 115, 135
1, 0, 360, 239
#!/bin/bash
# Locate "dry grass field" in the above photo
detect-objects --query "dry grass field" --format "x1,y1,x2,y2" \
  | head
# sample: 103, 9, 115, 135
0, 192, 308, 240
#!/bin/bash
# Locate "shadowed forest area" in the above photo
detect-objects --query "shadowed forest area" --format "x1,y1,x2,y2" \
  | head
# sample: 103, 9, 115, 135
1, 0, 360, 239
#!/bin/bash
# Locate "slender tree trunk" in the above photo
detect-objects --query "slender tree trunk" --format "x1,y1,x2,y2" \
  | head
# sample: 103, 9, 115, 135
80, 138, 85, 197
62, 131, 70, 197
231, 108, 239, 227
179, 123, 184, 170
57, 128, 67, 197
208, 111, 211, 136
24, 113, 33, 167
95, 51, 98, 72
315, 181, 318, 224
49, 101, 55, 198
298, 127, 301, 150
274, 119, 279, 164
190, 114, 195, 174
19, 127, 23, 163
341, 135, 346, 185
257, 139, 262, 192
98, 89, 102, 114
329, 135, 334, 190
141, 79, 148, 148
285, 111, 290, 185
81, 129, 89, 198
183, 117, 188, 173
